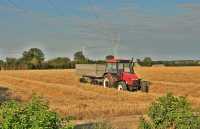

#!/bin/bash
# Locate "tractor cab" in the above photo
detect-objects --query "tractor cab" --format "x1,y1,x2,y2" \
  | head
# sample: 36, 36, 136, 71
104, 57, 142, 91
105, 58, 135, 74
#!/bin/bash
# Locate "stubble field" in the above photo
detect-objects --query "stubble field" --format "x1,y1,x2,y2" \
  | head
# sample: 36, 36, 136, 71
0, 67, 200, 128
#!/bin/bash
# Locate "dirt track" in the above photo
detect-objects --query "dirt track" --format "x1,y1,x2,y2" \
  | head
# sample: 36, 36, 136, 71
74, 115, 141, 129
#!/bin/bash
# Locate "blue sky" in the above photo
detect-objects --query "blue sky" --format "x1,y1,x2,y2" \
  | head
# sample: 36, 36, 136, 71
0, 0, 200, 60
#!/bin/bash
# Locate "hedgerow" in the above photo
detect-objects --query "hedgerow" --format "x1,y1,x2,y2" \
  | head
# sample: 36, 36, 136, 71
139, 93, 200, 129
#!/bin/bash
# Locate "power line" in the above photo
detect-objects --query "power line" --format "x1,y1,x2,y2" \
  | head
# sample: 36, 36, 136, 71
87, 0, 121, 57
46, 0, 64, 16
87, 0, 109, 36
6, 0, 27, 13
6, 0, 65, 18
88, 0, 100, 20
7, 0, 19, 9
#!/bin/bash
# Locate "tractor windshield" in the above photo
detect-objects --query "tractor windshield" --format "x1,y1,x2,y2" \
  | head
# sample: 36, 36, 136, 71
118, 63, 131, 73
123, 63, 131, 72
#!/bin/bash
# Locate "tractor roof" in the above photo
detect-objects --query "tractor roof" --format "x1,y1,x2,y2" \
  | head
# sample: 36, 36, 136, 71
106, 59, 131, 63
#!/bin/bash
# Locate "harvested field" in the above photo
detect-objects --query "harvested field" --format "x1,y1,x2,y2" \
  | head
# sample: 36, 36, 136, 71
0, 69, 154, 119
135, 67, 200, 108
0, 67, 200, 128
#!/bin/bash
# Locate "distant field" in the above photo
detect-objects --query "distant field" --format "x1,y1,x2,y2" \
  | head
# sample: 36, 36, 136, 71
135, 67, 200, 107
0, 67, 200, 128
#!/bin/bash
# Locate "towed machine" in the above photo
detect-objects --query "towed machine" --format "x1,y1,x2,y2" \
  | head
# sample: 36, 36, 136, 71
76, 57, 149, 92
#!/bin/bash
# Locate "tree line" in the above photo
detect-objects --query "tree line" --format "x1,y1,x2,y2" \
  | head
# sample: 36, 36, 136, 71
0, 48, 199, 70
0, 48, 102, 70
137, 57, 200, 67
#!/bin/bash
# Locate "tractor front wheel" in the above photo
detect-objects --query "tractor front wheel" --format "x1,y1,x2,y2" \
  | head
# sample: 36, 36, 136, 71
117, 81, 127, 91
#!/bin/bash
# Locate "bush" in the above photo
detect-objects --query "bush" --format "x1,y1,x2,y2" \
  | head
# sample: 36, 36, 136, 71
0, 96, 74, 129
139, 118, 152, 129
139, 93, 200, 129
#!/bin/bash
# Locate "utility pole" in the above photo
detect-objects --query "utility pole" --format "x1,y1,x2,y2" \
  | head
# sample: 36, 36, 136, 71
112, 32, 120, 58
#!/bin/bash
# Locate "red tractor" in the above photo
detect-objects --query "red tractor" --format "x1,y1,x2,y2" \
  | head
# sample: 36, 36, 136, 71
102, 57, 149, 92
76, 57, 149, 92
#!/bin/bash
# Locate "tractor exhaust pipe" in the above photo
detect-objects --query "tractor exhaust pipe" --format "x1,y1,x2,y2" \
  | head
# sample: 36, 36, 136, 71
130, 57, 135, 73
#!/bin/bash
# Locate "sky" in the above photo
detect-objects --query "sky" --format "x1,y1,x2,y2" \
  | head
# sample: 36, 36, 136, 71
0, 0, 200, 60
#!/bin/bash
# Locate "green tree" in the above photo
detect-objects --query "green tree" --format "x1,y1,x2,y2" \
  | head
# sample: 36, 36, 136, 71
47, 57, 71, 69
74, 51, 87, 64
30, 57, 40, 66
74, 51, 85, 61
0, 60, 4, 67
22, 48, 45, 69
6, 57, 17, 65
136, 59, 142, 66
5, 57, 18, 69
139, 93, 200, 129
142, 57, 152, 66
0, 60, 4, 64
0, 96, 74, 129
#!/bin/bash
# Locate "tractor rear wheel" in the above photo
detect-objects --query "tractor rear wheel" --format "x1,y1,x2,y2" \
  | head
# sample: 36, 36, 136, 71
103, 77, 111, 88
140, 81, 149, 93
117, 81, 127, 91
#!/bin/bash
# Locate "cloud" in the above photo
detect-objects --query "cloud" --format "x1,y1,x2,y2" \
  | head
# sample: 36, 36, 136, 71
177, 3, 200, 11
0, 0, 200, 60
65, 1, 200, 59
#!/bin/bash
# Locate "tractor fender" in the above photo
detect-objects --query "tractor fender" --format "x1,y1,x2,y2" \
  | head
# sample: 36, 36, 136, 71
103, 73, 118, 87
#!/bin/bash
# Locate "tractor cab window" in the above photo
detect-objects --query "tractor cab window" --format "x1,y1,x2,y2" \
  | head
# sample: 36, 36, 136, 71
118, 63, 124, 72
106, 63, 117, 73
118, 63, 131, 73
124, 63, 131, 73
